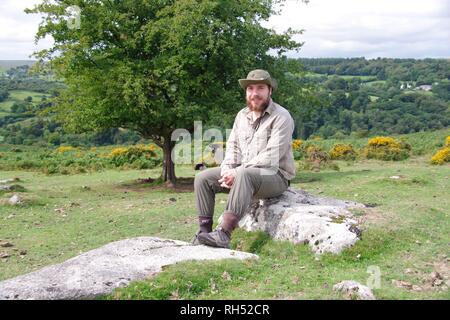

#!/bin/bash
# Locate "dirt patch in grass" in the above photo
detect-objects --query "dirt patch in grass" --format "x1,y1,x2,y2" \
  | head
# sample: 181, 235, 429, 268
393, 256, 449, 294
353, 207, 390, 227
118, 177, 195, 193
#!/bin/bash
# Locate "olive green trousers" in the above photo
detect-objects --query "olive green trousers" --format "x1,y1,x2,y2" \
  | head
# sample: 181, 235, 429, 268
194, 166, 289, 218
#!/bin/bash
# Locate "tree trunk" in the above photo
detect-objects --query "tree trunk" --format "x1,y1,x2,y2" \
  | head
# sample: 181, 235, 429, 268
161, 137, 176, 184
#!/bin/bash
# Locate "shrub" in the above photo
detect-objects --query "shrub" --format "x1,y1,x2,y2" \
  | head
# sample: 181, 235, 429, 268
329, 144, 357, 161
364, 136, 411, 161
306, 145, 330, 171
292, 139, 305, 160
292, 139, 303, 151
431, 147, 450, 165
431, 136, 450, 165
109, 144, 161, 168
56, 146, 77, 153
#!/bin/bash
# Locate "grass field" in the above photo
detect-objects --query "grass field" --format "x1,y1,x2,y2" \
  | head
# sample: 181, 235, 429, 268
1, 138, 449, 299
0, 90, 48, 114
362, 80, 387, 87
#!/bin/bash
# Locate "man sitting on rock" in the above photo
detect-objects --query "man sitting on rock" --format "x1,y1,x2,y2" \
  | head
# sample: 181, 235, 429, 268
193, 69, 296, 248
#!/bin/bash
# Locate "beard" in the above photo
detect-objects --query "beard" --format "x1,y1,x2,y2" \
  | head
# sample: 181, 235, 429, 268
246, 95, 271, 112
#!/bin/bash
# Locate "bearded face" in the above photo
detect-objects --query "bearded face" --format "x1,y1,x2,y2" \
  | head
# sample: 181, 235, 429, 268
246, 84, 272, 112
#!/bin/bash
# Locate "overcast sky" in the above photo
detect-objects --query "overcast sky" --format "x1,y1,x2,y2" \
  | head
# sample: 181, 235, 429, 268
0, 0, 449, 60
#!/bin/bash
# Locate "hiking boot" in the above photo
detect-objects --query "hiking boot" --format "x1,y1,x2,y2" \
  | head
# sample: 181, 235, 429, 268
197, 227, 231, 249
191, 230, 203, 246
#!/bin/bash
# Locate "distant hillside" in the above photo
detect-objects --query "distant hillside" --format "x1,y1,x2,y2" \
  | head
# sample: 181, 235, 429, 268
0, 60, 36, 70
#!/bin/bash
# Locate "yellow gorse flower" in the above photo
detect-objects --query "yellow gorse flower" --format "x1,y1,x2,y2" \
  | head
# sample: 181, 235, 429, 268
431, 136, 450, 165
56, 146, 77, 153
368, 136, 400, 148
109, 144, 159, 158
431, 147, 450, 165
329, 144, 356, 160
365, 136, 410, 161
292, 139, 303, 151
109, 147, 129, 157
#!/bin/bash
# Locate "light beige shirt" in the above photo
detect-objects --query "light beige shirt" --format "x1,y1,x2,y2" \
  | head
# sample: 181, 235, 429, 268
220, 99, 296, 180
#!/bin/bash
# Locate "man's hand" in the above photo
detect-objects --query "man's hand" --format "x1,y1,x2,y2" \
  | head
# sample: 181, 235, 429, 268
218, 169, 236, 189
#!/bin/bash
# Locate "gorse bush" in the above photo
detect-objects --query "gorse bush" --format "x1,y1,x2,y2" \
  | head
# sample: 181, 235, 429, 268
329, 143, 357, 161
431, 136, 450, 165
108, 144, 161, 168
292, 139, 305, 160
363, 136, 411, 161
56, 146, 77, 153
292, 139, 303, 151
430, 148, 450, 165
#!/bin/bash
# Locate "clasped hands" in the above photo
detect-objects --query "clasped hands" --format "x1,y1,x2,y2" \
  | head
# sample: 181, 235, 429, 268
218, 168, 237, 189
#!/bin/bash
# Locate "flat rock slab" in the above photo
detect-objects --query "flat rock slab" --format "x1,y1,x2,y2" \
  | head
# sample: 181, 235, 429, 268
0, 237, 258, 300
230, 188, 364, 254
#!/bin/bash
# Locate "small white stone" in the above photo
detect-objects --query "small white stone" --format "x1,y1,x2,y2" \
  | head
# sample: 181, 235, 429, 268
333, 280, 376, 300
8, 194, 22, 205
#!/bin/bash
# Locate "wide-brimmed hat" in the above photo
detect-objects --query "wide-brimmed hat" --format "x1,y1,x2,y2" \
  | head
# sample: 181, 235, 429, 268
238, 69, 277, 92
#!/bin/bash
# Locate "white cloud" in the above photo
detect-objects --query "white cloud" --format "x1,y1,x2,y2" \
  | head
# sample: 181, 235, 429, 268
266, 0, 450, 58
0, 0, 53, 60
0, 0, 448, 60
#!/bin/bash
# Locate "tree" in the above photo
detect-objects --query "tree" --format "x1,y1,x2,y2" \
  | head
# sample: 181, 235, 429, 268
433, 81, 450, 100
11, 102, 29, 114
0, 90, 9, 102
27, 0, 301, 183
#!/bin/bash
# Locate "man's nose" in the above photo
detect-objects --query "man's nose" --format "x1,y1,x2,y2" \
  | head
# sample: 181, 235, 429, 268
248, 89, 258, 97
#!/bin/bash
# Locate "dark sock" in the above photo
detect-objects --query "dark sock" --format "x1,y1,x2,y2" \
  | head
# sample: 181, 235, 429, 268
220, 211, 240, 235
198, 215, 213, 233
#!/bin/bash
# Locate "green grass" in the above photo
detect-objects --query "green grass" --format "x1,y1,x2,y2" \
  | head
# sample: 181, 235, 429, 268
404, 90, 434, 96
339, 75, 378, 82
1, 148, 449, 299
0, 90, 49, 115
0, 100, 15, 113
362, 80, 386, 87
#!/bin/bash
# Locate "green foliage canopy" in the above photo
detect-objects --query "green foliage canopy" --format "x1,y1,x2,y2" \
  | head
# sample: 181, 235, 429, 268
26, 0, 302, 181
